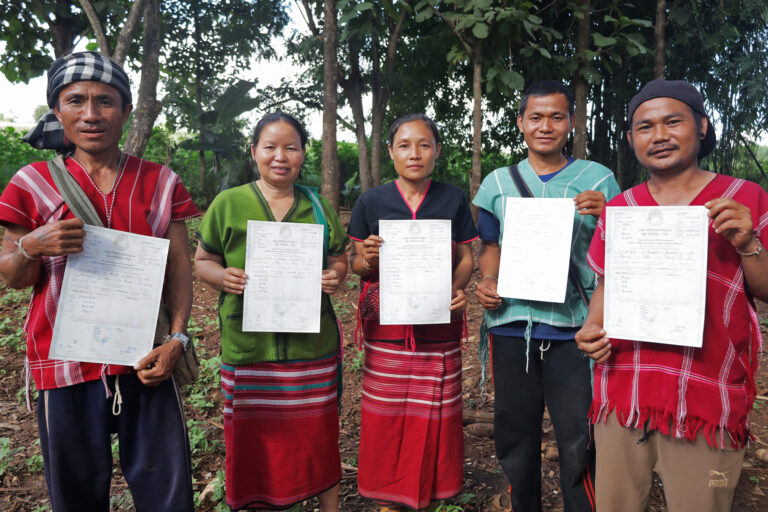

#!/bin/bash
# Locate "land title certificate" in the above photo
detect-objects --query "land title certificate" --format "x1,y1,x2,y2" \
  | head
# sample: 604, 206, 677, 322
379, 219, 452, 325
497, 197, 575, 303
604, 206, 708, 347
50, 225, 169, 366
243, 220, 324, 333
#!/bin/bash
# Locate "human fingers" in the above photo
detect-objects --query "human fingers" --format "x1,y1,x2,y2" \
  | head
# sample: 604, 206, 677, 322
475, 287, 502, 310
476, 279, 499, 299
575, 191, 606, 216
705, 197, 741, 217
222, 267, 247, 294
575, 325, 611, 361
321, 270, 340, 294
24, 223, 85, 256
576, 201, 603, 217
450, 290, 467, 312
136, 344, 178, 384
577, 339, 612, 363
575, 323, 606, 344
58, 217, 85, 229
134, 349, 159, 371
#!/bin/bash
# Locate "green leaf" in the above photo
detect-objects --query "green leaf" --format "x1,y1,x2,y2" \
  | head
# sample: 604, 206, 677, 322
502, 69, 525, 92
592, 33, 617, 47
472, 22, 489, 39
86, 42, 99, 51
581, 65, 601, 85
669, 6, 690, 25
604, 15, 618, 24
629, 18, 653, 28
522, 19, 535, 38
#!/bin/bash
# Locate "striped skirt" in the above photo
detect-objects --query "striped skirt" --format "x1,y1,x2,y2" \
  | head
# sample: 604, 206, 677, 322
221, 354, 341, 510
358, 341, 464, 509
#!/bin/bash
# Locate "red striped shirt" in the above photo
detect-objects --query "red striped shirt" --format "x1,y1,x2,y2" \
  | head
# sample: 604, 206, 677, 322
587, 174, 768, 448
0, 156, 200, 390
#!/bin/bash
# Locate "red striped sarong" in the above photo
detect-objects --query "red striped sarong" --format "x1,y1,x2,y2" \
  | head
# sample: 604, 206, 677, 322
358, 341, 464, 509
221, 355, 341, 510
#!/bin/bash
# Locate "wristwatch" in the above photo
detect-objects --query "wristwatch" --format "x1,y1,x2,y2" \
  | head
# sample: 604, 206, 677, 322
168, 332, 191, 351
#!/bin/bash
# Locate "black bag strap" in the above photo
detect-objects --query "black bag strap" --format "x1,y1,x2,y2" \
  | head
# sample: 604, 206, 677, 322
48, 155, 104, 227
507, 164, 589, 307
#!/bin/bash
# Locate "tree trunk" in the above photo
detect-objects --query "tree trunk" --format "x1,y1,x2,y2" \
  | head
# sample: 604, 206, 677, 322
193, 0, 205, 189
369, 4, 408, 187
50, 0, 75, 57
573, 0, 590, 160
470, 46, 483, 221
122, 0, 162, 157
654, 0, 666, 79
346, 85, 372, 191
321, 0, 340, 208
341, 46, 373, 191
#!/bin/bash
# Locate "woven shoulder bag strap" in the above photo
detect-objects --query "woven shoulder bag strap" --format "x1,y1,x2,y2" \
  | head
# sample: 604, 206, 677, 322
295, 184, 330, 264
507, 163, 589, 307
47, 155, 104, 227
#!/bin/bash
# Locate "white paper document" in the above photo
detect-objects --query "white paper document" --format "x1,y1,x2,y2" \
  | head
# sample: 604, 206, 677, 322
604, 206, 708, 347
49, 225, 169, 366
243, 220, 323, 333
379, 219, 452, 325
497, 198, 575, 303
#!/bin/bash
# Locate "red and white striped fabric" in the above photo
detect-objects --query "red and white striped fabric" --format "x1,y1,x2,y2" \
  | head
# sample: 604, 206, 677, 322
0, 156, 199, 390
220, 355, 341, 510
587, 174, 768, 449
358, 340, 464, 509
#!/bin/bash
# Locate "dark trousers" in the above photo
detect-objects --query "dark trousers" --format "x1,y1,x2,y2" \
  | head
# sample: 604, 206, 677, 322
36, 374, 194, 512
492, 335, 595, 512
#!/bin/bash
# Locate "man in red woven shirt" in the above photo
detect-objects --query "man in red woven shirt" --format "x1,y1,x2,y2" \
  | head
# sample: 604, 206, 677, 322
576, 79, 768, 512
0, 52, 199, 511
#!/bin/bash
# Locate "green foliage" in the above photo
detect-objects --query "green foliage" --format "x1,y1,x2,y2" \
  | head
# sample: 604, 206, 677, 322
0, 437, 24, 476
161, 0, 288, 133
0, 127, 54, 189
348, 349, 365, 372
187, 419, 222, 471
177, 80, 258, 198
0, 284, 31, 351
194, 469, 228, 511
0, 1, 135, 83
186, 350, 222, 411
303, 140, 361, 207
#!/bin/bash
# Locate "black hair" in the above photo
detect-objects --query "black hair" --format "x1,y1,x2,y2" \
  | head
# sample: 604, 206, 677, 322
519, 80, 575, 118
387, 113, 441, 146
251, 112, 308, 149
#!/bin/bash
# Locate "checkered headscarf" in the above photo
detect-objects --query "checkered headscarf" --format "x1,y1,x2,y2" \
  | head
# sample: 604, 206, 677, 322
23, 52, 132, 151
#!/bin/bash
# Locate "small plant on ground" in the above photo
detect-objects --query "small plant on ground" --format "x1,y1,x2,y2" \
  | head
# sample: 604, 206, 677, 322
348, 349, 364, 372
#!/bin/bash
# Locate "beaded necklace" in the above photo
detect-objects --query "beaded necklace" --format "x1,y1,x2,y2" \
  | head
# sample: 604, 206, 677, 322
70, 152, 127, 228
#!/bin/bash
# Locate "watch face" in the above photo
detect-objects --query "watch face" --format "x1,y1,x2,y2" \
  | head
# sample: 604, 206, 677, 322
172, 332, 190, 347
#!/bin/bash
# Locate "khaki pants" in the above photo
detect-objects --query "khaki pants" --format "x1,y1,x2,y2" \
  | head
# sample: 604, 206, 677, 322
595, 412, 744, 512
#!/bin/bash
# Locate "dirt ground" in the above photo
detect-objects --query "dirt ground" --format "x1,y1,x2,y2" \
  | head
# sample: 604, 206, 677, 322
1, 223, 768, 511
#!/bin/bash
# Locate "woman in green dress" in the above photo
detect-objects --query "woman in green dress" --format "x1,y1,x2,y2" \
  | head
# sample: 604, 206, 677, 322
194, 112, 347, 511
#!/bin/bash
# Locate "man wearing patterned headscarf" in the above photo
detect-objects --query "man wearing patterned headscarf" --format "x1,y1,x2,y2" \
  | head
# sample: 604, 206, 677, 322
0, 52, 199, 511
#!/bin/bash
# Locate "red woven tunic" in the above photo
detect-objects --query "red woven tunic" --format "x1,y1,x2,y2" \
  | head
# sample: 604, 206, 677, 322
0, 156, 200, 390
587, 175, 768, 448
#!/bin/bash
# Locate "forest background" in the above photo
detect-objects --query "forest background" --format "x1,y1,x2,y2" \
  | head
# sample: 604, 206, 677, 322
2, 2, 768, 511
0, 0, 767, 210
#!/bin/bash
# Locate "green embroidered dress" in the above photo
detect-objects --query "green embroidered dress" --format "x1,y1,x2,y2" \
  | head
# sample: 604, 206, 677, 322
196, 182, 349, 365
